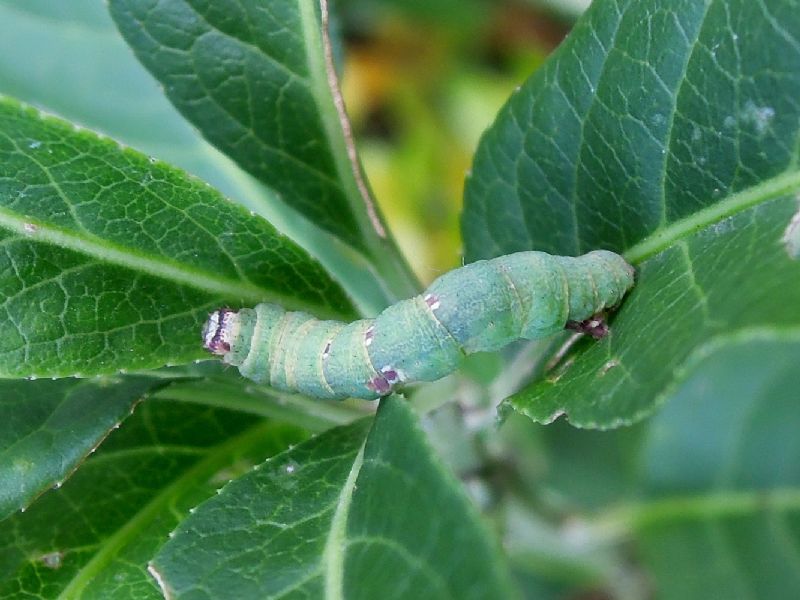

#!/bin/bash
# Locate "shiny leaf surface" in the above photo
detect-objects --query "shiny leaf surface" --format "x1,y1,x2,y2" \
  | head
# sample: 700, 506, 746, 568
0, 96, 353, 377
151, 397, 516, 599
0, 376, 157, 520
0, 399, 304, 599
463, 0, 800, 427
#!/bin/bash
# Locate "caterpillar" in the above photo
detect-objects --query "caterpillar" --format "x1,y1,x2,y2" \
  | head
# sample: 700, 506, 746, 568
203, 250, 634, 400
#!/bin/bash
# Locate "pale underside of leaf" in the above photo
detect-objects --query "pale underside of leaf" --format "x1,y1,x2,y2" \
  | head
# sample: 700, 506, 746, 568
631, 336, 800, 598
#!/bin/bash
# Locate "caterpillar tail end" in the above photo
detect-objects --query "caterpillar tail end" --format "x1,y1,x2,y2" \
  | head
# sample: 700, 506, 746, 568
202, 308, 238, 356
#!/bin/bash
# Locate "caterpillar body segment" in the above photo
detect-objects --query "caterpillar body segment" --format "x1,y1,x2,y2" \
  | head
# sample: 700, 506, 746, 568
202, 250, 635, 400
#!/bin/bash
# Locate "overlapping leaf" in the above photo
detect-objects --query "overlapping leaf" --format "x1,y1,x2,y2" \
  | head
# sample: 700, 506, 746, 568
634, 338, 800, 598
0, 96, 353, 377
499, 337, 800, 597
463, 0, 800, 427
0, 0, 396, 320
108, 0, 387, 256
0, 398, 305, 599
151, 397, 516, 599
0, 0, 282, 214
0, 376, 157, 520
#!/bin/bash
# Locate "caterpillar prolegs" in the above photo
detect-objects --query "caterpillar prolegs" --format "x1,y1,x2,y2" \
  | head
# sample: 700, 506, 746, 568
203, 250, 635, 400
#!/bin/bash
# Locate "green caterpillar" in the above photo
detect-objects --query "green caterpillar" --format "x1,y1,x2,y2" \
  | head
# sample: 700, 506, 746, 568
203, 250, 634, 400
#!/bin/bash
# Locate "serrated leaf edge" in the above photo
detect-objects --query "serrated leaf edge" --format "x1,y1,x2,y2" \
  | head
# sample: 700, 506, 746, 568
0, 95, 353, 320
3, 379, 154, 519
505, 326, 800, 429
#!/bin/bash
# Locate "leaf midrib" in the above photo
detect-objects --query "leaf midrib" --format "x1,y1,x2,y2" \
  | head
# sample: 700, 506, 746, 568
0, 206, 348, 319
298, 0, 389, 249
322, 440, 365, 600
624, 169, 800, 264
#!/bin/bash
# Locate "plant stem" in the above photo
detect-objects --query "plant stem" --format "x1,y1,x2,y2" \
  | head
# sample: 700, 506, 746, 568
563, 487, 800, 550
153, 378, 374, 433
302, 0, 421, 306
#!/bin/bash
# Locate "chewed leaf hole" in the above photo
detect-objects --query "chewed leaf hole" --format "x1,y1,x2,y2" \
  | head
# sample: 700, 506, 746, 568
38, 551, 64, 569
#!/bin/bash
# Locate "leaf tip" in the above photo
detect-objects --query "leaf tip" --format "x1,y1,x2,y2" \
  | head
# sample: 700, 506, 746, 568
148, 562, 174, 600
781, 197, 800, 259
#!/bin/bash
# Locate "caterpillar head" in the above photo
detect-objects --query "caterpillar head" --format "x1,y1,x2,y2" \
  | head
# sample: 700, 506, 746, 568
202, 309, 237, 355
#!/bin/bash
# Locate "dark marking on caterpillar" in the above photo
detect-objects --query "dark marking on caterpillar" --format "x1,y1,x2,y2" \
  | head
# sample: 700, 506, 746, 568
203, 250, 635, 400
566, 315, 609, 339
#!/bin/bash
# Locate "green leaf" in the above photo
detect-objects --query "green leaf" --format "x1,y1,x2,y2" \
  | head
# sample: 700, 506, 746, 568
502, 412, 644, 512
0, 398, 305, 599
0, 95, 353, 378
0, 0, 400, 315
630, 338, 800, 599
511, 193, 800, 427
0, 0, 219, 177
107, 0, 410, 274
151, 397, 517, 599
0, 0, 296, 226
0, 376, 157, 521
462, 0, 800, 427
495, 337, 800, 598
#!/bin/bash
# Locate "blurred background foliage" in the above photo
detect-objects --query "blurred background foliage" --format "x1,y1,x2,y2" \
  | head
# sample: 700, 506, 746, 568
337, 0, 585, 281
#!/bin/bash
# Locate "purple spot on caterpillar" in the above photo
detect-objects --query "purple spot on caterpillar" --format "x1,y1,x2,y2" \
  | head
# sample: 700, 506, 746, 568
366, 366, 405, 394
322, 340, 332, 360
364, 325, 375, 347
380, 366, 404, 384
424, 294, 440, 310
202, 309, 235, 355
366, 375, 392, 395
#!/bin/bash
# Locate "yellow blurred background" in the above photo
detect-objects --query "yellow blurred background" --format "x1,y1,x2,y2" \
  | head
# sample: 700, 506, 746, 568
339, 0, 575, 282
